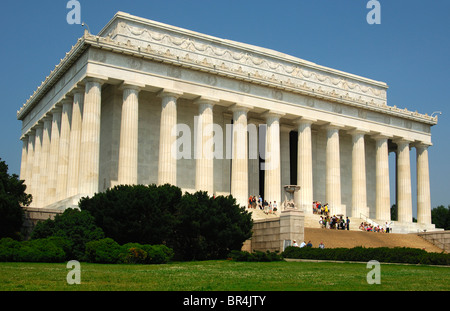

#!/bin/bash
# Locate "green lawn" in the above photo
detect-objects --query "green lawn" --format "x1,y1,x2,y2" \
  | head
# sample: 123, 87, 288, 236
0, 260, 449, 291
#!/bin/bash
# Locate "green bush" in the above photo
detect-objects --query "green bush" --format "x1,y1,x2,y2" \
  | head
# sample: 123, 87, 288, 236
229, 250, 284, 262
0, 237, 67, 263
31, 208, 105, 261
79, 185, 253, 261
85, 238, 121, 264
85, 239, 174, 265
281, 246, 450, 266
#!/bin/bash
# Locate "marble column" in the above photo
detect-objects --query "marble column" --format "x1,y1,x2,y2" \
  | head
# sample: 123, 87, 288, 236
67, 88, 84, 197
396, 139, 413, 223
325, 125, 343, 215
19, 136, 28, 181
195, 98, 215, 195
78, 78, 103, 196
248, 119, 260, 198
157, 90, 182, 186
263, 112, 282, 205
118, 84, 141, 185
416, 143, 432, 225
374, 135, 391, 221
46, 108, 62, 205
31, 125, 43, 206
295, 118, 316, 213
350, 129, 368, 218
36, 117, 52, 207
230, 105, 249, 207
56, 99, 73, 201
280, 125, 292, 203
25, 131, 35, 197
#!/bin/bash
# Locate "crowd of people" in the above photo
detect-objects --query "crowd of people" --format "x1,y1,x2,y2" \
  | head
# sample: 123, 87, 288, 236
292, 240, 325, 249
248, 195, 278, 215
359, 221, 392, 233
312, 201, 330, 215
319, 215, 350, 230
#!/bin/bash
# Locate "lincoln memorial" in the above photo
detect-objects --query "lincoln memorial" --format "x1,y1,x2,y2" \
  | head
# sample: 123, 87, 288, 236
17, 12, 439, 233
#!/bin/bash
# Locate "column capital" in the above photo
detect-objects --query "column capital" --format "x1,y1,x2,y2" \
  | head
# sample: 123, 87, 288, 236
83, 75, 108, 85
50, 106, 63, 116
294, 116, 317, 125
371, 132, 393, 141
323, 123, 345, 131
393, 138, 413, 147
229, 103, 253, 114
119, 81, 145, 92
70, 86, 85, 96
413, 141, 433, 150
158, 89, 183, 99
261, 110, 286, 120
194, 96, 219, 106
348, 128, 370, 137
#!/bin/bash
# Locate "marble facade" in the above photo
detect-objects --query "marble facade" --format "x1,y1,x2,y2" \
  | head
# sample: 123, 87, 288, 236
17, 12, 438, 232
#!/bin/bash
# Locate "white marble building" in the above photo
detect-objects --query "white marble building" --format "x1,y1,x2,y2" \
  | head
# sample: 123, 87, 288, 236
17, 12, 438, 232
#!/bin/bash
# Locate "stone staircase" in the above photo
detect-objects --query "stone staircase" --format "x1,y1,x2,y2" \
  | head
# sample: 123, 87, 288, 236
303, 227, 445, 253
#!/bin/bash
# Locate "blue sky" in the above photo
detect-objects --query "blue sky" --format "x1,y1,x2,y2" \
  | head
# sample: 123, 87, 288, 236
0, 0, 449, 214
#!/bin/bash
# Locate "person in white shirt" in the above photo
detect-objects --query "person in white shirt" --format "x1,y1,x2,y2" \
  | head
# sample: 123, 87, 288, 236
300, 241, 306, 248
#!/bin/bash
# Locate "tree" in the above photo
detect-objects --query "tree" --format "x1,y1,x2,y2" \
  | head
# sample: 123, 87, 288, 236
79, 184, 254, 261
79, 184, 181, 245
171, 192, 253, 261
0, 158, 32, 240
431, 205, 450, 230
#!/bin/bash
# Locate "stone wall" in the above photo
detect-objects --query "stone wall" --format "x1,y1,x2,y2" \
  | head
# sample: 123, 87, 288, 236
418, 231, 450, 252
246, 209, 305, 253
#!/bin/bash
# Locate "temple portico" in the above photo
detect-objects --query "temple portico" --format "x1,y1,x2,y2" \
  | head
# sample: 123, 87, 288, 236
17, 12, 438, 233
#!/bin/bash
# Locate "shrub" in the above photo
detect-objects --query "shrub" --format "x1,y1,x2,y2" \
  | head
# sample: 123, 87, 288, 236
85, 240, 174, 265
85, 238, 121, 264
229, 250, 284, 262
0, 237, 67, 263
281, 246, 450, 266
31, 208, 104, 261
79, 184, 181, 246
79, 185, 253, 261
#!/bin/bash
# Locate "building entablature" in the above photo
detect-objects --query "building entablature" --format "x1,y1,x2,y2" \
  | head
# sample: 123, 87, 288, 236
17, 12, 437, 143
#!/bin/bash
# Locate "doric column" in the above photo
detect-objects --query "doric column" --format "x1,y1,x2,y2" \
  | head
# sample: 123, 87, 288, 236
25, 130, 35, 197
263, 112, 283, 205
248, 118, 260, 198
396, 139, 413, 223
280, 125, 292, 202
325, 125, 343, 215
230, 105, 250, 207
195, 98, 216, 195
118, 84, 141, 185
350, 129, 368, 218
295, 118, 316, 213
67, 88, 84, 197
19, 136, 29, 181
31, 124, 43, 207
157, 90, 182, 186
46, 108, 62, 205
374, 135, 391, 221
36, 117, 52, 207
78, 78, 104, 196
416, 143, 432, 225
56, 99, 73, 201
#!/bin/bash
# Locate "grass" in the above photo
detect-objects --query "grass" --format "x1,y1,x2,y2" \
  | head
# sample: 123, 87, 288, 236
0, 260, 449, 291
